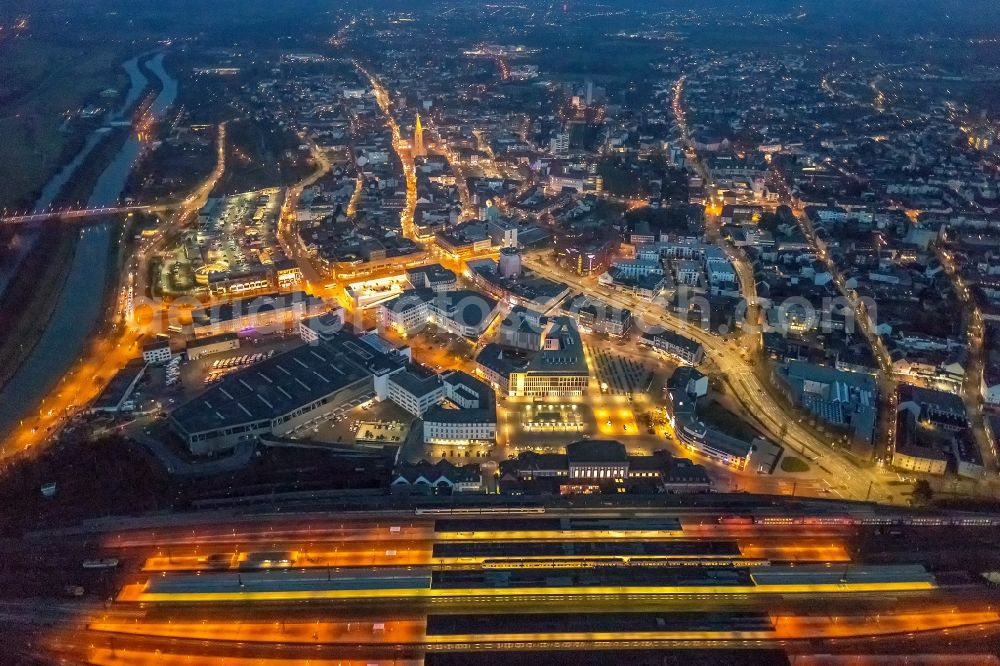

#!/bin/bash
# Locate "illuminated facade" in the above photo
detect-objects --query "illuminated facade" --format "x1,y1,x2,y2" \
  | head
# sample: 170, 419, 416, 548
507, 316, 590, 397
378, 288, 500, 338
666, 367, 754, 471
413, 113, 425, 157
422, 371, 498, 447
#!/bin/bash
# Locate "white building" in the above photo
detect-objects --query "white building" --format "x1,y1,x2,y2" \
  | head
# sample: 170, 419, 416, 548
610, 258, 664, 279
298, 309, 347, 344
549, 131, 570, 155
676, 259, 702, 286
387, 367, 446, 417
378, 289, 500, 338
385, 367, 498, 447
142, 339, 172, 365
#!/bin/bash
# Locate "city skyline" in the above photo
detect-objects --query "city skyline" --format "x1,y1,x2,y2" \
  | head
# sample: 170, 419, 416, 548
0, 0, 999, 663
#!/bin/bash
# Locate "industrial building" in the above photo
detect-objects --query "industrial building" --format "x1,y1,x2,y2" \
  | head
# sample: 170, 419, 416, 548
170, 330, 408, 455
88, 361, 147, 415
185, 332, 241, 360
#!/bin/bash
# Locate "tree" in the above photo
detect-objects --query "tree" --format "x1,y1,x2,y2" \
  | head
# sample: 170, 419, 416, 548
912, 479, 935, 506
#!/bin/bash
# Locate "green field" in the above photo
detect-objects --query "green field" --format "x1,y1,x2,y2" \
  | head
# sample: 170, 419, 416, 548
780, 456, 811, 473
699, 400, 763, 443
0, 37, 127, 210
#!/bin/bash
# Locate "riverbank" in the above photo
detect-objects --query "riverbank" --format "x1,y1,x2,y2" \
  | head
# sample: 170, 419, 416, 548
0, 38, 129, 211
0, 223, 79, 391
0, 54, 161, 394
0, 52, 179, 447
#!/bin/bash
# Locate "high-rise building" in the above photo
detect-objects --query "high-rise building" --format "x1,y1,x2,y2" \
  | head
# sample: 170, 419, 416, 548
550, 129, 570, 155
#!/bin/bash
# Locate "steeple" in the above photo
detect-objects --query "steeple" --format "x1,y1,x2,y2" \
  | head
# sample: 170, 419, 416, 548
413, 113, 425, 157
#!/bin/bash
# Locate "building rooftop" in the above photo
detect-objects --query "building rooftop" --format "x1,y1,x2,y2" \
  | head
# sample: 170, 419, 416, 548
382, 288, 498, 331
776, 360, 878, 443
406, 263, 457, 288
476, 343, 528, 377
390, 365, 443, 400
566, 439, 628, 464
187, 332, 240, 349
171, 331, 405, 436
142, 338, 170, 352
642, 330, 702, 355
524, 316, 589, 375
191, 291, 325, 327
91, 360, 146, 411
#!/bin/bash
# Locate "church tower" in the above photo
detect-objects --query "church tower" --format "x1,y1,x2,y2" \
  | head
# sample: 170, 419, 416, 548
413, 113, 425, 157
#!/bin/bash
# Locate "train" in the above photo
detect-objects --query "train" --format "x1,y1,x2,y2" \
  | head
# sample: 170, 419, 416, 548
411, 505, 999, 526
718, 512, 1000, 528
82, 558, 119, 569
414, 505, 545, 516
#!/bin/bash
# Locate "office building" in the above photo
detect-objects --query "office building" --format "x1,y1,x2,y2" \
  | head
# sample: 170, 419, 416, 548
666, 367, 755, 470
378, 288, 500, 338
773, 360, 878, 447
508, 316, 590, 397
640, 330, 704, 365
142, 338, 172, 365
423, 371, 498, 447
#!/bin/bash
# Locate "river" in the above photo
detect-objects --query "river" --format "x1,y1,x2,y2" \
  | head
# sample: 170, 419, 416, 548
0, 57, 148, 298
0, 53, 178, 443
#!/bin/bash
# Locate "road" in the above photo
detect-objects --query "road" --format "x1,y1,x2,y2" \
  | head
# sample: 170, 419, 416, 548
667, 72, 899, 500
787, 204, 900, 465
936, 242, 997, 473
270, 61, 418, 312
356, 61, 418, 242
276, 138, 333, 295
522, 254, 897, 504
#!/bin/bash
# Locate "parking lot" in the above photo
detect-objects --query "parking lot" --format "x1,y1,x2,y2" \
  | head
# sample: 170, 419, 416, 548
305, 398, 415, 448
586, 344, 656, 395
177, 333, 304, 397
